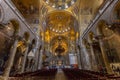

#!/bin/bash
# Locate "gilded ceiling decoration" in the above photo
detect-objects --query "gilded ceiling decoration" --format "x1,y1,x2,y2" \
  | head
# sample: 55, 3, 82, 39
45, 11, 78, 32
43, 11, 78, 55
43, 11, 78, 44
11, 0, 39, 24
43, 0, 77, 9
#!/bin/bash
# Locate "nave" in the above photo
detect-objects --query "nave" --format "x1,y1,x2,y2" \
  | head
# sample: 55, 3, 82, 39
7, 68, 120, 80
0, 0, 120, 80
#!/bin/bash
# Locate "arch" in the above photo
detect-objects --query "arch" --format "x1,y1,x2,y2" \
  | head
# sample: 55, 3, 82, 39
43, 10, 79, 32
27, 39, 36, 54
111, 0, 120, 23
9, 19, 20, 35
96, 20, 113, 37
44, 10, 77, 21
32, 39, 36, 45
23, 32, 30, 41
96, 20, 107, 35
43, 0, 77, 10
50, 36, 68, 45
110, 1, 120, 35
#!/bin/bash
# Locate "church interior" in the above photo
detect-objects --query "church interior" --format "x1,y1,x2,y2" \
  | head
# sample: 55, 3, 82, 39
0, 0, 120, 80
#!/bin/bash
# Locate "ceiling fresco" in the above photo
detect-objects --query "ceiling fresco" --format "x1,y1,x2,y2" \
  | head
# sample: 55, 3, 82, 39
43, 0, 77, 9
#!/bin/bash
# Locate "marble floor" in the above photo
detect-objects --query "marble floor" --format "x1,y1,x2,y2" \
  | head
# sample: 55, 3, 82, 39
55, 69, 67, 80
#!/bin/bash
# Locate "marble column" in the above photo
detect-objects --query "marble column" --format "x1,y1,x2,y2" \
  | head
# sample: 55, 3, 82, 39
66, 53, 70, 65
21, 41, 29, 73
79, 47, 84, 69
37, 49, 41, 69
34, 39, 40, 71
38, 50, 43, 69
3, 36, 19, 80
97, 35, 113, 74
77, 49, 82, 69
34, 48, 39, 70
89, 43, 97, 71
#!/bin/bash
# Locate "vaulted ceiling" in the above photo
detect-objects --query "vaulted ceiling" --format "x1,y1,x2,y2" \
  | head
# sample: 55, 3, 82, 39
11, 0, 106, 33
11, 0, 106, 56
